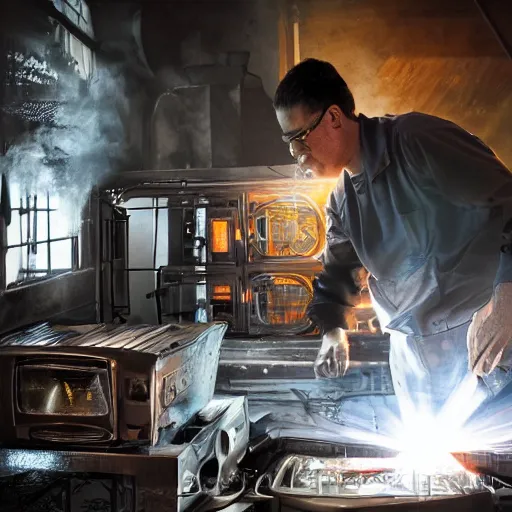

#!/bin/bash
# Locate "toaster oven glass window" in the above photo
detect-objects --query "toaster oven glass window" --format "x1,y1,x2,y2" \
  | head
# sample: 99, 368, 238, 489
18, 364, 110, 417
251, 274, 313, 327
249, 195, 325, 258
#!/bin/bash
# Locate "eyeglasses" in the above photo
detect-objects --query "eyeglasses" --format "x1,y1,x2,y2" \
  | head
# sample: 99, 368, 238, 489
282, 107, 329, 159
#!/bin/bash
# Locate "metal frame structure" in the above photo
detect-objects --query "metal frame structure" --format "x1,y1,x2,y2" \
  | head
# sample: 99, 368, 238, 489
102, 167, 351, 336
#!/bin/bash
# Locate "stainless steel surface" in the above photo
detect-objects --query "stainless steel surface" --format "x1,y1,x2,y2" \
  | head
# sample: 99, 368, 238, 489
277, 492, 495, 511
217, 334, 391, 386
216, 334, 395, 451
0, 322, 225, 357
152, 396, 249, 511
265, 454, 486, 497
153, 323, 227, 445
0, 322, 227, 449
101, 165, 319, 195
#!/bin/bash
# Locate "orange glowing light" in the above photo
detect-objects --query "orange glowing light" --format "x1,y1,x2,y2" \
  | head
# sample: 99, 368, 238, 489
211, 220, 229, 253
248, 180, 336, 258
274, 277, 301, 286
213, 285, 231, 301
235, 228, 242, 241
242, 289, 252, 303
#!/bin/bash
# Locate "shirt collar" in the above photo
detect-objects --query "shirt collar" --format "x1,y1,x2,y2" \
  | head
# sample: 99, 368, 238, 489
358, 113, 392, 181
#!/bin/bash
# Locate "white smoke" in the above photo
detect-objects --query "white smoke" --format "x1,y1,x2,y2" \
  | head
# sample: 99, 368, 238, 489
1, 55, 128, 233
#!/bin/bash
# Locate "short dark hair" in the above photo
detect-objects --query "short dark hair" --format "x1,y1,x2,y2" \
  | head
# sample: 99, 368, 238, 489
274, 58, 357, 120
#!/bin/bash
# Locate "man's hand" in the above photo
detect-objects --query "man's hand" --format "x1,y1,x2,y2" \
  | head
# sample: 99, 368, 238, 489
314, 328, 350, 379
467, 282, 512, 377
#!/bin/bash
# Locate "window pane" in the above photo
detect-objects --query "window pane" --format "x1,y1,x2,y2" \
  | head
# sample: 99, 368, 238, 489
50, 239, 72, 270
49, 210, 71, 239
9, 182, 21, 205
52, 0, 95, 39
34, 244, 49, 272
155, 205, 168, 268
21, 247, 28, 274
36, 211, 49, 242
49, 195, 60, 210
124, 197, 154, 209
128, 208, 154, 268
5, 247, 22, 285
7, 209, 21, 247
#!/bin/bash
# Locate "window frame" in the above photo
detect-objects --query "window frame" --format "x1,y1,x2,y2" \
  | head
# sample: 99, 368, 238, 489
5, 191, 79, 288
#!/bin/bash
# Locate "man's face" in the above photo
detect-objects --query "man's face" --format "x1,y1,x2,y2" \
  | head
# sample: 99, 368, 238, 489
276, 104, 354, 178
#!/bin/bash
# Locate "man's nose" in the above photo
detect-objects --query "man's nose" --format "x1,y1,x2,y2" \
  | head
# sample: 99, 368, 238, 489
289, 140, 309, 160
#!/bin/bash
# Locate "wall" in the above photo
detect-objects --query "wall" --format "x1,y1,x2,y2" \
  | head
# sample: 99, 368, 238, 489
298, 0, 512, 166
90, 0, 291, 170
140, 0, 292, 168
140, 0, 281, 97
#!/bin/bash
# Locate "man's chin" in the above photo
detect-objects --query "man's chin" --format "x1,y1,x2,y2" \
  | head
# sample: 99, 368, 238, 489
314, 166, 341, 179
297, 162, 339, 179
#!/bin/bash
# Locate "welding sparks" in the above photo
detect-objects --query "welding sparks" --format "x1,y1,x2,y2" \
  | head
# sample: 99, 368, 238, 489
315, 371, 512, 482
388, 375, 490, 473
331, 297, 512, 478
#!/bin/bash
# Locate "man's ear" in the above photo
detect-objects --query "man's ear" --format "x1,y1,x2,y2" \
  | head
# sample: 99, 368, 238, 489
329, 106, 343, 129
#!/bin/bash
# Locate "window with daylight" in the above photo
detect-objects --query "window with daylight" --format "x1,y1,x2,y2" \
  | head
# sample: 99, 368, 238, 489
52, 0, 94, 39
5, 183, 79, 288
53, 0, 95, 80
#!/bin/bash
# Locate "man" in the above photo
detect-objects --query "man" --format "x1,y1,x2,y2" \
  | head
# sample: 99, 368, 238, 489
273, 58, 512, 412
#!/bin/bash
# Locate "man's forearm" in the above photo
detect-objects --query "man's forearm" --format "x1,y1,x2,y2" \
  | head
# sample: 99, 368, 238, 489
307, 266, 361, 333
307, 300, 348, 333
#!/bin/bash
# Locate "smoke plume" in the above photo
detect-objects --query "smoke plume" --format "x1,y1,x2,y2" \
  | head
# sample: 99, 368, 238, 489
1, 50, 128, 233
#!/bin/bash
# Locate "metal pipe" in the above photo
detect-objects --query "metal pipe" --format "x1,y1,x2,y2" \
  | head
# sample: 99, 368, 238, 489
474, 0, 512, 60
115, 178, 335, 203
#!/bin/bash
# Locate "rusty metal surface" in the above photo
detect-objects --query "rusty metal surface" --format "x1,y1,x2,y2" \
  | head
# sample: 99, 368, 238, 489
0, 322, 226, 357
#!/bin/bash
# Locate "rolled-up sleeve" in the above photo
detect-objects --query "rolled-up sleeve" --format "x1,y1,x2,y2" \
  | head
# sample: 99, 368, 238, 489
400, 115, 512, 286
307, 190, 364, 332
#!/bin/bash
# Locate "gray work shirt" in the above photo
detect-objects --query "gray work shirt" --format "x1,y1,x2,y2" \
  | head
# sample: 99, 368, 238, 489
308, 112, 512, 337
